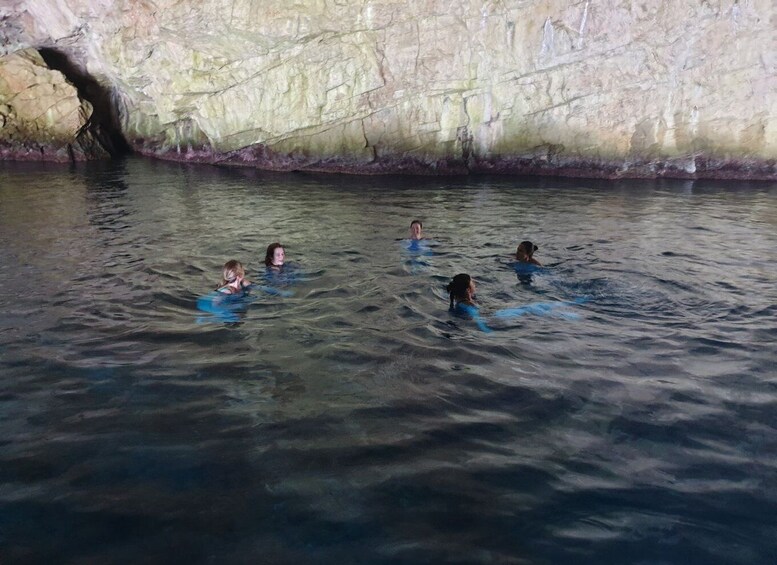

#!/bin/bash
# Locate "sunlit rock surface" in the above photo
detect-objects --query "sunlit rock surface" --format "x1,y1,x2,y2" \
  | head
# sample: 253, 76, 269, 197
0, 48, 108, 161
2, 0, 775, 178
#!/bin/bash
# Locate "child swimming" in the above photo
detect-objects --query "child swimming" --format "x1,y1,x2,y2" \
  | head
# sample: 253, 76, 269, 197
259, 242, 297, 296
217, 260, 251, 294
516, 241, 542, 266
196, 260, 252, 323
264, 242, 285, 271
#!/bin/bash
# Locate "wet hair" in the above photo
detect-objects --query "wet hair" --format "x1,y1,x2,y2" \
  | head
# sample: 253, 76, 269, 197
517, 240, 538, 257
220, 260, 245, 288
264, 242, 284, 267
410, 219, 423, 228
446, 273, 472, 309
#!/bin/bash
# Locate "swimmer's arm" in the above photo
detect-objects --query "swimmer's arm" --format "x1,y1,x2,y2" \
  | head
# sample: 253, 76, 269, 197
460, 304, 493, 333
473, 314, 493, 333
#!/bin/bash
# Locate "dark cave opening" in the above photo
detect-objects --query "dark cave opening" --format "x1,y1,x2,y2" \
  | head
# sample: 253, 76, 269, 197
38, 47, 132, 158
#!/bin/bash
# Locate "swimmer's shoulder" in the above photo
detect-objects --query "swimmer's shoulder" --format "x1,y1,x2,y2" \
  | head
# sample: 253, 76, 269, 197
454, 302, 478, 317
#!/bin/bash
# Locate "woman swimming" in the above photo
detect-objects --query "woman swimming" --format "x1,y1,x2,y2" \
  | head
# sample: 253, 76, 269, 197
445, 272, 584, 332
264, 242, 285, 271
216, 260, 251, 295
447, 273, 476, 310
409, 219, 423, 241
516, 241, 542, 266
259, 242, 297, 296
446, 273, 491, 332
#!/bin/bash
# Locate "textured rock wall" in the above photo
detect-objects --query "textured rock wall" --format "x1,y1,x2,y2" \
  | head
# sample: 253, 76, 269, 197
0, 48, 108, 161
2, 0, 776, 178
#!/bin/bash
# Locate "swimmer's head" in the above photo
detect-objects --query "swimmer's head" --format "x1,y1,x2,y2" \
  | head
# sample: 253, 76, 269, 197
221, 260, 246, 287
410, 220, 423, 240
265, 243, 285, 267
446, 273, 475, 308
516, 241, 538, 261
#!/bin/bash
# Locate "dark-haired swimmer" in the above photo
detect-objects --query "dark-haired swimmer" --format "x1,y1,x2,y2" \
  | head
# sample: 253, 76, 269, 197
403, 220, 434, 273
406, 220, 430, 254
446, 273, 492, 333
516, 241, 542, 267
447, 273, 476, 310
265, 242, 285, 271
445, 273, 584, 332
410, 219, 423, 241
260, 242, 295, 296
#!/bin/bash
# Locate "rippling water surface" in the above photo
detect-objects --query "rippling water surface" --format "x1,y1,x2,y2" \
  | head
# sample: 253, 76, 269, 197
1, 159, 776, 563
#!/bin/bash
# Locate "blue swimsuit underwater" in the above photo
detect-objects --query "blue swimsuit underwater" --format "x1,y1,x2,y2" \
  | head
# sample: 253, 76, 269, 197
196, 270, 296, 323
196, 289, 254, 323
453, 297, 588, 332
402, 239, 435, 273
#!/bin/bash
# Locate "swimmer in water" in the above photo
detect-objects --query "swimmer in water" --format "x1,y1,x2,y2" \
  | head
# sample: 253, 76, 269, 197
264, 242, 285, 271
447, 273, 476, 310
409, 219, 423, 241
446, 273, 491, 332
516, 240, 542, 267
259, 242, 298, 296
217, 260, 251, 294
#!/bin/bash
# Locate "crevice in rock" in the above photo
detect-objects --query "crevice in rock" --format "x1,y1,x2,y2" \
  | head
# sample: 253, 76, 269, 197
38, 47, 132, 157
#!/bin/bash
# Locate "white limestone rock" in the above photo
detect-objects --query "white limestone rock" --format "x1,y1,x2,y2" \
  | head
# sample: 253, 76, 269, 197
3, 0, 775, 177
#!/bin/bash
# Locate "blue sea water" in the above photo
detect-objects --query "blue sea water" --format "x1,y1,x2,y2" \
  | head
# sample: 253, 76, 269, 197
0, 158, 776, 563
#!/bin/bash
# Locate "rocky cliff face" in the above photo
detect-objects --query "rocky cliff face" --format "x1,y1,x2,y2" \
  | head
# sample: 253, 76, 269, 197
2, 0, 775, 178
0, 48, 109, 161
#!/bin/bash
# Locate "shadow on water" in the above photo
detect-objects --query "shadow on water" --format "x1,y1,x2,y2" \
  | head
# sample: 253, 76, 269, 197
81, 160, 132, 232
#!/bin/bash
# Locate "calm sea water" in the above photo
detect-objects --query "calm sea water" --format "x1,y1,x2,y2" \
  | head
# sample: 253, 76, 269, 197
1, 158, 776, 564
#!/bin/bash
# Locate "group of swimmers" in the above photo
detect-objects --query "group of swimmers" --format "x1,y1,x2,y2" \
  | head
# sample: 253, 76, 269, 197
445, 239, 539, 315
211, 220, 545, 326
409, 219, 539, 261
418, 214, 542, 315
216, 243, 287, 295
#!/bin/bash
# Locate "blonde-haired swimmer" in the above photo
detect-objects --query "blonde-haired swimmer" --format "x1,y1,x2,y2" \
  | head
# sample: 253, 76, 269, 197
217, 260, 251, 294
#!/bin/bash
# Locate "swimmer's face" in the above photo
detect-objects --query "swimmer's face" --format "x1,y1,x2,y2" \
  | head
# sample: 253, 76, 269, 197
272, 247, 285, 266
516, 244, 528, 261
410, 222, 422, 240
468, 279, 476, 300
